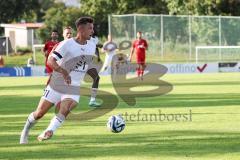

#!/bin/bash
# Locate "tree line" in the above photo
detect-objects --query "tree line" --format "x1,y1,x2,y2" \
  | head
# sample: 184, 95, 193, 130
1, 0, 240, 42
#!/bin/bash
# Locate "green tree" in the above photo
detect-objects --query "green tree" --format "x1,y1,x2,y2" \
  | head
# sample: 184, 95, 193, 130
79, 0, 117, 37
0, 0, 39, 23
115, 0, 168, 14
166, 0, 240, 45
36, 0, 55, 22
0, 0, 56, 35
221, 18, 240, 45
79, 0, 168, 36
166, 0, 240, 16
37, 3, 83, 42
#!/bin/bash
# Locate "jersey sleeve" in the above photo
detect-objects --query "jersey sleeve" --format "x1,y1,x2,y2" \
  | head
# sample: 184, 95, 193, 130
50, 41, 68, 61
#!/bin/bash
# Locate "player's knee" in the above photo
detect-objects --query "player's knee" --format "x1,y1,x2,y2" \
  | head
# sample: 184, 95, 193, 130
95, 75, 100, 82
34, 111, 45, 120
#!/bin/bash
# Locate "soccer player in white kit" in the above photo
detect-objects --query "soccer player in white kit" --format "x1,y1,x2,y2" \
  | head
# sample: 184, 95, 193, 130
101, 35, 117, 74
20, 17, 95, 144
86, 35, 101, 107
55, 26, 101, 107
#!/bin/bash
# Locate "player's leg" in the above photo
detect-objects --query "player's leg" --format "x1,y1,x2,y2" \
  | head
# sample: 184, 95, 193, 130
139, 64, 144, 80
101, 54, 109, 73
139, 56, 146, 80
21, 85, 60, 143
37, 98, 78, 141
95, 47, 101, 62
20, 84, 60, 144
20, 98, 53, 144
136, 55, 142, 78
87, 68, 101, 107
136, 63, 141, 78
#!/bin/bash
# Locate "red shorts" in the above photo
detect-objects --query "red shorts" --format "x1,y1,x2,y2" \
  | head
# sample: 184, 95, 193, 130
136, 55, 145, 65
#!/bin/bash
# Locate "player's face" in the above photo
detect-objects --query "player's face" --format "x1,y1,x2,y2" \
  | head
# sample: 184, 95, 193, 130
82, 23, 94, 40
63, 29, 72, 40
137, 32, 142, 39
51, 32, 58, 40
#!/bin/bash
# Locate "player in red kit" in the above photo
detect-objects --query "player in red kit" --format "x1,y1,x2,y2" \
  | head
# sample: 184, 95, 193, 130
130, 31, 148, 80
43, 30, 59, 74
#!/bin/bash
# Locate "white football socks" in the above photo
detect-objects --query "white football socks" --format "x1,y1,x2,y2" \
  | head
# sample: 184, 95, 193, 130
90, 88, 98, 102
45, 114, 65, 132
23, 112, 37, 132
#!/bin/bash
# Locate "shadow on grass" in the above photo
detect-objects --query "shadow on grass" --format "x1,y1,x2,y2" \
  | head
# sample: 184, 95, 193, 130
133, 93, 240, 108
172, 81, 240, 86
1, 92, 240, 115
0, 130, 240, 159
0, 95, 95, 114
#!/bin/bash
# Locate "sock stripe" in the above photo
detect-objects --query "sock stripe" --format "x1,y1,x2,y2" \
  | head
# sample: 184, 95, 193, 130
56, 117, 63, 123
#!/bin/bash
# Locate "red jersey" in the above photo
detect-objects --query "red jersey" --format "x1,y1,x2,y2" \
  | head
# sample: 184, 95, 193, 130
43, 40, 58, 74
132, 39, 148, 64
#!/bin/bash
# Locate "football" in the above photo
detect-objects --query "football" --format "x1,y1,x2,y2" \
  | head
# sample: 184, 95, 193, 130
107, 115, 125, 133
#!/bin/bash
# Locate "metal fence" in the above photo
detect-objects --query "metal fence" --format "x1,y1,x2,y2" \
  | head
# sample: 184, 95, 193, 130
109, 14, 240, 63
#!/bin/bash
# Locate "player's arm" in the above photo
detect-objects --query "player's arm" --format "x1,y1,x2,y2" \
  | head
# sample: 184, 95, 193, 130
101, 42, 107, 52
130, 44, 135, 62
47, 55, 71, 85
42, 43, 49, 57
50, 44, 58, 54
109, 42, 118, 52
48, 42, 71, 84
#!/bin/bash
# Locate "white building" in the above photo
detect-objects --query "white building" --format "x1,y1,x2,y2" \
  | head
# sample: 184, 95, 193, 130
0, 23, 43, 53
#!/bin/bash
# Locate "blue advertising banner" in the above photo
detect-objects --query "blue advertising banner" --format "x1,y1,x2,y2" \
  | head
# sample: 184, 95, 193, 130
0, 67, 31, 77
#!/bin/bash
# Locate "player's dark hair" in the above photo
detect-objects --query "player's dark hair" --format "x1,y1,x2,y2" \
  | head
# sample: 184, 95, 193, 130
75, 17, 94, 28
52, 30, 58, 33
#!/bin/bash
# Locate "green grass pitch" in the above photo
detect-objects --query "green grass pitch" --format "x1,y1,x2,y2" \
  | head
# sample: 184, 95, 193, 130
0, 73, 240, 160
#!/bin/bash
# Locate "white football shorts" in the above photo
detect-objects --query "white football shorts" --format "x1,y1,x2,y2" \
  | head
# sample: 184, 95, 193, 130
41, 85, 80, 106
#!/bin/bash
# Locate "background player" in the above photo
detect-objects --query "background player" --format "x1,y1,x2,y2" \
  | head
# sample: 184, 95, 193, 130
43, 30, 59, 75
20, 17, 95, 144
62, 26, 72, 39
101, 35, 117, 75
86, 28, 102, 107
130, 31, 148, 80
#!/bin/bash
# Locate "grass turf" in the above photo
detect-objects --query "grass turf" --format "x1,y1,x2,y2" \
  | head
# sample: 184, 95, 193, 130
0, 73, 240, 160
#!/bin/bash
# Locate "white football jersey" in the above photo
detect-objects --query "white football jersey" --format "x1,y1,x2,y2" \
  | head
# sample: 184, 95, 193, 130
89, 36, 99, 45
51, 38, 96, 86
